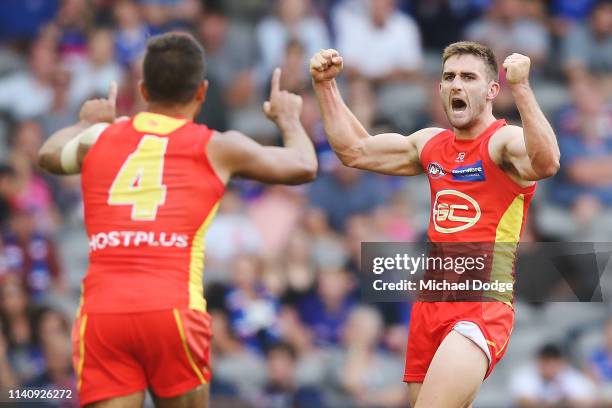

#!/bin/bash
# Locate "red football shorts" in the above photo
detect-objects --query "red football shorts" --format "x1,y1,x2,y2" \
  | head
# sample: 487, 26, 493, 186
404, 301, 514, 382
72, 308, 212, 406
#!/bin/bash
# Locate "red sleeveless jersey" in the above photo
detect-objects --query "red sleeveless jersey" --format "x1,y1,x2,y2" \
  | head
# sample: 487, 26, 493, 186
79, 112, 225, 314
420, 119, 536, 243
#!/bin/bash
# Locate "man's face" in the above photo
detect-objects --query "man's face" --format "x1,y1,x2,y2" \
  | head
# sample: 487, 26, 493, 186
440, 54, 498, 129
538, 357, 564, 381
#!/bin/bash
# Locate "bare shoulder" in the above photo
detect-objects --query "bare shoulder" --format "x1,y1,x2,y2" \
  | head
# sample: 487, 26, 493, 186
491, 124, 523, 146
489, 125, 524, 160
209, 130, 244, 146
206, 130, 249, 183
412, 127, 446, 153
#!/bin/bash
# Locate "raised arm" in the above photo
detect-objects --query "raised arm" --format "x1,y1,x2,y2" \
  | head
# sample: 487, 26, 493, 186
207, 68, 317, 185
309, 49, 438, 176
38, 82, 118, 175
498, 54, 560, 181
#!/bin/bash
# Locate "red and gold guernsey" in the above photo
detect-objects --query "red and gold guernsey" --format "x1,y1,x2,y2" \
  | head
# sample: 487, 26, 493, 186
79, 112, 224, 314
419, 119, 536, 302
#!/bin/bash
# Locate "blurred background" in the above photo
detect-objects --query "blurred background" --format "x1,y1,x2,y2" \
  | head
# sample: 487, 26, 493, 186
0, 0, 610, 406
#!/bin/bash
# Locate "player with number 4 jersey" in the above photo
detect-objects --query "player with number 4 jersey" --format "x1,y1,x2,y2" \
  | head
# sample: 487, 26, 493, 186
38, 33, 317, 408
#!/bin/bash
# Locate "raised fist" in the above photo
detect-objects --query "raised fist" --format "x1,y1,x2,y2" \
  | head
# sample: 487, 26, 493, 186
310, 49, 344, 83
503, 53, 530, 86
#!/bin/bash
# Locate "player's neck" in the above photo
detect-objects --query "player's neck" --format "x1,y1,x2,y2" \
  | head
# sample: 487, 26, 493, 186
453, 113, 497, 140
146, 103, 196, 120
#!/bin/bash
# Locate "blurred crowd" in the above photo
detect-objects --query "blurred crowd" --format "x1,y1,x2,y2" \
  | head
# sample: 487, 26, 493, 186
0, 0, 610, 406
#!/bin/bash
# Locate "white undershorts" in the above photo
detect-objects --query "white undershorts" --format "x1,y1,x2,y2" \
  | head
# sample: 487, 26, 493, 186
452, 321, 492, 365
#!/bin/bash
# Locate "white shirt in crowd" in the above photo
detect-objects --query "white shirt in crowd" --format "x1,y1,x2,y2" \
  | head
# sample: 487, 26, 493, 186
510, 364, 596, 404
334, 4, 423, 78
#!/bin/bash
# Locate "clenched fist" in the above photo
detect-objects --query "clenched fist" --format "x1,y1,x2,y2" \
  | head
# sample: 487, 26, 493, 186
263, 68, 303, 123
310, 49, 344, 83
503, 53, 530, 86
80, 81, 117, 124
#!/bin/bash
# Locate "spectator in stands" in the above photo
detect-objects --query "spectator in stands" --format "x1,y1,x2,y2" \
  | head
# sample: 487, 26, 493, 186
562, 0, 612, 89
112, 0, 148, 66
205, 190, 262, 281
0, 275, 44, 384
302, 208, 347, 270
510, 343, 596, 407
55, 0, 92, 60
334, 0, 424, 130
225, 255, 281, 352
255, 342, 323, 408
466, 0, 550, 66
4, 207, 62, 301
10, 121, 57, 233
27, 307, 76, 405
255, 0, 330, 82
210, 310, 266, 402
325, 306, 407, 407
0, 39, 57, 120
551, 76, 612, 227
248, 186, 306, 258
309, 159, 390, 231
412, 0, 487, 52
587, 316, 612, 403
0, 330, 18, 389
465, 0, 552, 118
297, 267, 356, 346
334, 0, 423, 83
67, 28, 123, 112
275, 229, 317, 303
40, 66, 78, 136
0, 164, 16, 230
196, 6, 258, 130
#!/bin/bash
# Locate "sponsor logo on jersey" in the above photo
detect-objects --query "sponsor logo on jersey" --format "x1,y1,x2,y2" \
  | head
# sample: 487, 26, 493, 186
428, 162, 446, 179
451, 160, 485, 181
88, 231, 189, 252
433, 190, 481, 233
455, 152, 465, 162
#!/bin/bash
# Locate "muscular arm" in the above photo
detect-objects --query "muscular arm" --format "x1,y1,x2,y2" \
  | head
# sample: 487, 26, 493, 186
38, 121, 94, 174
311, 49, 439, 176
501, 54, 560, 180
208, 68, 317, 185
208, 123, 317, 185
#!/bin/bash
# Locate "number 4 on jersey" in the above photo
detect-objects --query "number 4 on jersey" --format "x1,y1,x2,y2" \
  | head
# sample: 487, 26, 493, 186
108, 135, 168, 221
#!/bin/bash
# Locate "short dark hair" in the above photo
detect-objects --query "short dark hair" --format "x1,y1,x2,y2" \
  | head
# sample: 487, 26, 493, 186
538, 343, 563, 360
143, 32, 205, 104
442, 41, 498, 81
265, 341, 297, 361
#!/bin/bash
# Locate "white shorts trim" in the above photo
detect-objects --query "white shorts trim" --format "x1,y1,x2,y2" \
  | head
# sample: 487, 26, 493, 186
452, 321, 491, 365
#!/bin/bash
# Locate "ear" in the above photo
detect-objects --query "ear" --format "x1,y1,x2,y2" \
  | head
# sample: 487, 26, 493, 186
139, 80, 149, 102
195, 80, 208, 103
486, 81, 500, 101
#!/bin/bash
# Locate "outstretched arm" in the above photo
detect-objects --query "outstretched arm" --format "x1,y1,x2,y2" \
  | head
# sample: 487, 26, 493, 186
38, 82, 118, 175
502, 54, 560, 180
309, 49, 438, 176
207, 68, 317, 185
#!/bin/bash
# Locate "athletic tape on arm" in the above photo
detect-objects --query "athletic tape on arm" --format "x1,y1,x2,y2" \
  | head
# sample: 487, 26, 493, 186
61, 123, 109, 173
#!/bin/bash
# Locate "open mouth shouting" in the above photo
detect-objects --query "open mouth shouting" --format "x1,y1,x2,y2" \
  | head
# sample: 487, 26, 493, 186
451, 96, 468, 114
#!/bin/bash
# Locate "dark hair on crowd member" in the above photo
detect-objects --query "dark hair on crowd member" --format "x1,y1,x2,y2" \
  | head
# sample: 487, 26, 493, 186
442, 41, 499, 82
143, 32, 206, 105
538, 343, 563, 360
